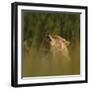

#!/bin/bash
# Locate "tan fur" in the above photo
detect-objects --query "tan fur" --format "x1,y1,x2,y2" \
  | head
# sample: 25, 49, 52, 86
48, 34, 70, 61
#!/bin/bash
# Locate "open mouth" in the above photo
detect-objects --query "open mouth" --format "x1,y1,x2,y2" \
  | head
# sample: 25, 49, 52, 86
47, 34, 52, 42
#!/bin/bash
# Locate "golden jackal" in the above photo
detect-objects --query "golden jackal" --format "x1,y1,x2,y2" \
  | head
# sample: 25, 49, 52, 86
48, 34, 70, 61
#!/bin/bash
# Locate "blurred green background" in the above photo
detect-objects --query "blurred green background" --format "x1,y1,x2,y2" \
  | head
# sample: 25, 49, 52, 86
22, 10, 80, 77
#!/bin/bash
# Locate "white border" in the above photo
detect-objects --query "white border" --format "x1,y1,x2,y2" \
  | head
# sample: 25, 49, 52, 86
18, 5, 86, 84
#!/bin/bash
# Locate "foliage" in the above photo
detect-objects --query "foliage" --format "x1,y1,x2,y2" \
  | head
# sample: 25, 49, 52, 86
22, 11, 80, 51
